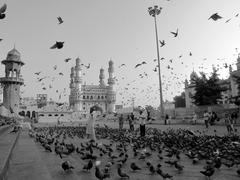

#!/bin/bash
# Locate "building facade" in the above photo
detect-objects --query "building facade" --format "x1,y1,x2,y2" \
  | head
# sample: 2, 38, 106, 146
185, 56, 240, 108
69, 58, 116, 116
0, 47, 24, 113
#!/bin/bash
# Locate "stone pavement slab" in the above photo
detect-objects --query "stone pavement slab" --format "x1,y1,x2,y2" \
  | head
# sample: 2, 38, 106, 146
7, 130, 53, 180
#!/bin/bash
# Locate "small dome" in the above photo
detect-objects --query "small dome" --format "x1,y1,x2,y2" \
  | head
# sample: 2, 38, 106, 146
6, 48, 21, 61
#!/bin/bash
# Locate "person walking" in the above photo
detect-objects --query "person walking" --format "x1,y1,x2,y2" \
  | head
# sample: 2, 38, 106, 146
192, 112, 197, 125
139, 110, 146, 137
203, 110, 209, 129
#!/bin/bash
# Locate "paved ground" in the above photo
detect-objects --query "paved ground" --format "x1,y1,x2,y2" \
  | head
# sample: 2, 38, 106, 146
5, 121, 240, 180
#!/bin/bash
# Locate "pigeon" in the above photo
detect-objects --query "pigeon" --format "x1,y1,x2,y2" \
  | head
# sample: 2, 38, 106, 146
61, 161, 74, 171
85, 63, 90, 69
135, 63, 142, 68
0, 3, 7, 19
159, 40, 165, 47
0, 38, 2, 42
95, 166, 110, 180
200, 168, 215, 179
130, 162, 141, 171
189, 52, 192, 56
225, 19, 231, 23
208, 13, 222, 21
170, 28, 178, 37
50, 42, 64, 49
141, 61, 147, 64
117, 164, 130, 178
64, 58, 71, 62
83, 160, 93, 171
59, 72, 64, 76
57, 16, 63, 24
34, 72, 41, 75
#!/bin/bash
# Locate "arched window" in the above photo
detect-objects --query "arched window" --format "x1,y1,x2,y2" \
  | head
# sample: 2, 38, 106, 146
101, 96, 104, 99
32, 111, 36, 118
48, 114, 52, 117
90, 96, 93, 99
60, 114, 64, 116
83, 96, 85, 99
26, 111, 31, 118
87, 96, 89, 99
55, 114, 58, 116
98, 96, 100, 99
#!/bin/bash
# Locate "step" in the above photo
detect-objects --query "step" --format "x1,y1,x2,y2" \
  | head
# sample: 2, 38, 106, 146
6, 130, 53, 180
0, 127, 20, 180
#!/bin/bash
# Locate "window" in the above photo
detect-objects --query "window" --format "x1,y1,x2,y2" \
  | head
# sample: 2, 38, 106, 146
98, 96, 100, 99
55, 114, 58, 116
61, 114, 64, 116
101, 96, 104, 99
83, 96, 85, 99
87, 96, 89, 99
48, 114, 52, 117
90, 96, 93, 99
39, 114, 44, 117
83, 107, 85, 110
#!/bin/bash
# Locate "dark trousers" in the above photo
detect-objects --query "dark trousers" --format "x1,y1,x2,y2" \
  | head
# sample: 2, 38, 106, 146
140, 124, 145, 136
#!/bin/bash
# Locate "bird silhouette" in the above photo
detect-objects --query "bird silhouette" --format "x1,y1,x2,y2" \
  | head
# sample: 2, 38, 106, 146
83, 160, 93, 171
208, 13, 222, 21
61, 161, 74, 171
0, 4, 7, 19
225, 18, 231, 23
64, 58, 71, 62
57, 16, 63, 24
50, 42, 64, 49
130, 162, 141, 171
135, 63, 142, 68
170, 28, 178, 37
117, 164, 130, 178
159, 40, 166, 47
34, 72, 41, 75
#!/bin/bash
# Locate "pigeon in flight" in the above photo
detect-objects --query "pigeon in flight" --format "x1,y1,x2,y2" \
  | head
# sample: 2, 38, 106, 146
208, 13, 222, 21
34, 72, 41, 75
235, 13, 239, 17
189, 52, 192, 56
0, 4, 7, 19
59, 72, 64, 76
50, 42, 64, 49
53, 65, 57, 70
159, 40, 165, 47
225, 19, 231, 23
85, 63, 90, 69
57, 16, 63, 24
64, 58, 71, 62
141, 61, 147, 64
170, 28, 178, 37
135, 63, 142, 68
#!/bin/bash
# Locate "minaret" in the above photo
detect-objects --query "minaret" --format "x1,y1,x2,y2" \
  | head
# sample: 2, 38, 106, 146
107, 60, 115, 88
0, 47, 24, 113
69, 67, 75, 108
74, 57, 82, 90
107, 60, 116, 113
73, 57, 83, 112
99, 68, 105, 86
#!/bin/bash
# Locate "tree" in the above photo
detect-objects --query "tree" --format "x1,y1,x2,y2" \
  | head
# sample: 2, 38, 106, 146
191, 68, 226, 106
173, 92, 186, 108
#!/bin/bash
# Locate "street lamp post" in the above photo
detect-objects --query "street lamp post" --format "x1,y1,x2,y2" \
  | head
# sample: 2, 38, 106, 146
148, 5, 165, 124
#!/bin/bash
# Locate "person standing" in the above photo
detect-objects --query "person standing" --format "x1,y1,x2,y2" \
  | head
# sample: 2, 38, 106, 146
130, 112, 135, 131
192, 112, 197, 125
225, 113, 232, 134
119, 114, 124, 130
86, 108, 97, 141
203, 110, 209, 129
139, 110, 146, 137
165, 114, 169, 125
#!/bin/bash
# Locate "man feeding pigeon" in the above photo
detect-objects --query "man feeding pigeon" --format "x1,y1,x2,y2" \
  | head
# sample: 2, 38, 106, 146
86, 105, 102, 141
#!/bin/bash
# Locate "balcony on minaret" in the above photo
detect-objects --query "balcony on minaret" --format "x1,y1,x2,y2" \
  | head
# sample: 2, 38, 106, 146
0, 77, 24, 85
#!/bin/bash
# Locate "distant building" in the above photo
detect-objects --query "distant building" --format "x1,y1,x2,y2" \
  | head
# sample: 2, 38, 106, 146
163, 101, 175, 110
184, 55, 240, 108
37, 94, 47, 108
0, 47, 24, 113
69, 58, 116, 117
115, 105, 123, 111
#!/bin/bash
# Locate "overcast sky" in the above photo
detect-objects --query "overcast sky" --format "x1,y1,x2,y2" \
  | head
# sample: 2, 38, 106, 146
0, 0, 240, 107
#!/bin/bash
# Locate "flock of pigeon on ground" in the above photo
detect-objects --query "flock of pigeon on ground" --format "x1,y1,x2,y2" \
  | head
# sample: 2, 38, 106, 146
29, 124, 240, 180
1, 2, 240, 107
